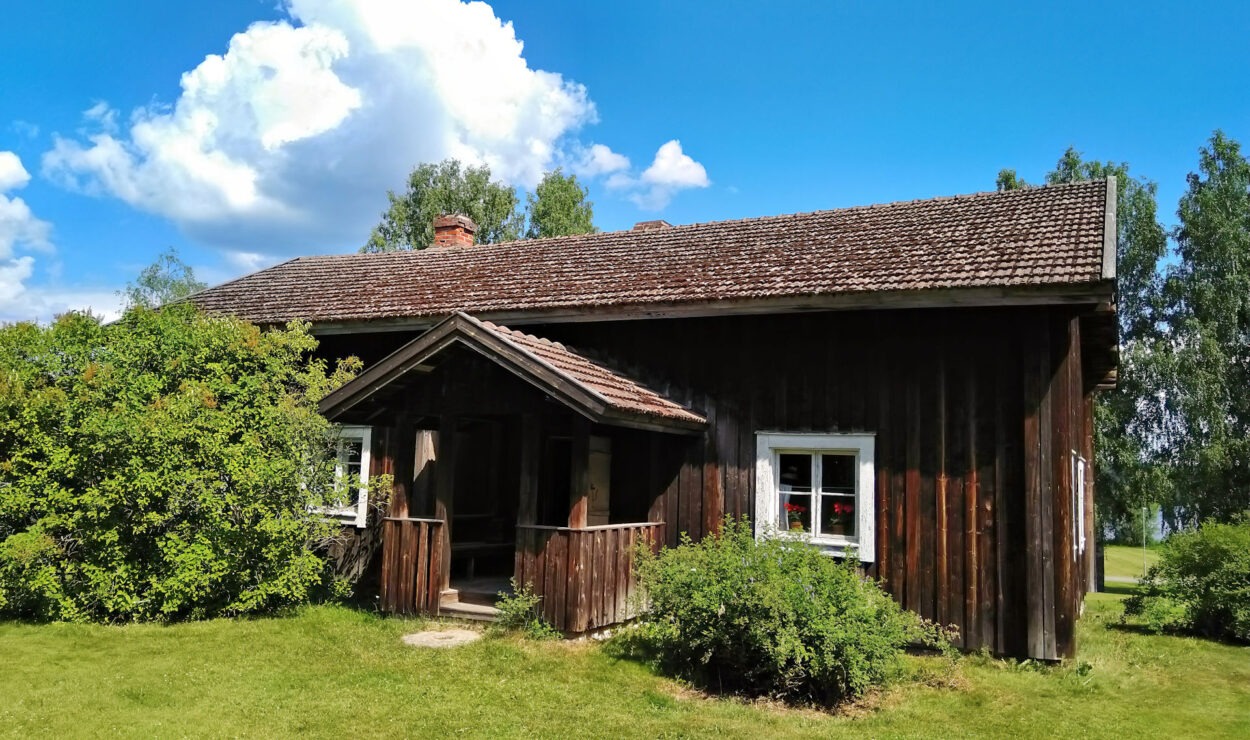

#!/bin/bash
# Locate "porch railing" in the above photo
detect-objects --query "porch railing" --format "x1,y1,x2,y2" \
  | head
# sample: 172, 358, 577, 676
379, 517, 445, 615
515, 522, 662, 633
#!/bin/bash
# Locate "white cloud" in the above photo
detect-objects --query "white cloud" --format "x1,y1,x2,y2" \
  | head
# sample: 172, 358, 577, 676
41, 0, 607, 254
572, 143, 630, 178
0, 151, 113, 325
0, 151, 31, 191
606, 139, 710, 210
1, 152, 52, 257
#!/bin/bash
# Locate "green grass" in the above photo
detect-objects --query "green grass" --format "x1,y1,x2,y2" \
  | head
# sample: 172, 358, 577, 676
1104, 543, 1162, 581
3, 595, 1248, 738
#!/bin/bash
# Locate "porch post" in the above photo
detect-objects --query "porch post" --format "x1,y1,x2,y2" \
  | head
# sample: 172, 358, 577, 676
569, 416, 591, 528
434, 415, 459, 591
517, 414, 540, 526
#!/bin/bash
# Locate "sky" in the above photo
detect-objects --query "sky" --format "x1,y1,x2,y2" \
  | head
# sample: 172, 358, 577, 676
1, 0, 1248, 323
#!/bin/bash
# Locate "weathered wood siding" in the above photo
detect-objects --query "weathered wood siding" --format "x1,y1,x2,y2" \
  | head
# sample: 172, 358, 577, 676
378, 517, 445, 615
514, 523, 661, 632
532, 306, 1094, 659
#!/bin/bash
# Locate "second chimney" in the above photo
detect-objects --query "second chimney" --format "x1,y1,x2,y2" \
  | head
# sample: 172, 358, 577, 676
432, 214, 477, 247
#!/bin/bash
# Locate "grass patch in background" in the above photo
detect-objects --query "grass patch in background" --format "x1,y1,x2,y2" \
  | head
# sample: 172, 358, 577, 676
2, 594, 1248, 738
1104, 543, 1161, 581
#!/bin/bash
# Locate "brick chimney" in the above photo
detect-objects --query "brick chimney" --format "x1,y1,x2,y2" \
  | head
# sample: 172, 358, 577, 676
632, 220, 672, 231
432, 214, 477, 247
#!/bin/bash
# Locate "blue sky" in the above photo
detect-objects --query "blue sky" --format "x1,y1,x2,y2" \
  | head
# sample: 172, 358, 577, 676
1, 0, 1247, 322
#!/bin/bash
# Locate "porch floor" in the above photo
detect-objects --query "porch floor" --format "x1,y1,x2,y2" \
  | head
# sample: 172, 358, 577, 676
439, 575, 512, 621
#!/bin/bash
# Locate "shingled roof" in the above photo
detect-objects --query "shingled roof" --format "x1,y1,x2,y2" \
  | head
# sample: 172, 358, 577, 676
192, 179, 1116, 327
318, 313, 706, 433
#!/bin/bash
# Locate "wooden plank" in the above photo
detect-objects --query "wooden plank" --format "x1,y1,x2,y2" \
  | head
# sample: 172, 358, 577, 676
964, 362, 981, 650
947, 353, 967, 648
433, 415, 458, 592
379, 519, 394, 613
534, 526, 549, 609
615, 528, 630, 622
577, 530, 592, 632
517, 414, 540, 526
565, 530, 580, 632
569, 419, 590, 528
705, 399, 726, 536
414, 521, 429, 612
551, 531, 568, 631
905, 371, 922, 613
592, 529, 606, 628
935, 354, 949, 628
428, 524, 443, 616
603, 528, 618, 626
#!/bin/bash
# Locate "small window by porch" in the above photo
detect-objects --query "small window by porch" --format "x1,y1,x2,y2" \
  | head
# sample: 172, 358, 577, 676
317, 425, 371, 528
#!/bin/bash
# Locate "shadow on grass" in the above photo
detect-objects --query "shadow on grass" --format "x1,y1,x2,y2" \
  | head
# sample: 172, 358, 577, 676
1100, 583, 1142, 597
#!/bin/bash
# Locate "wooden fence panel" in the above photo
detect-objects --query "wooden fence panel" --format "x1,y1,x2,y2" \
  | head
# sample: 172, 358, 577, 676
516, 522, 661, 632
379, 517, 446, 616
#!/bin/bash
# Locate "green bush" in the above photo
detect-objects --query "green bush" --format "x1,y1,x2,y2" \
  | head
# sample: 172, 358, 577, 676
494, 578, 560, 640
0, 305, 359, 622
1123, 515, 1250, 642
628, 519, 932, 706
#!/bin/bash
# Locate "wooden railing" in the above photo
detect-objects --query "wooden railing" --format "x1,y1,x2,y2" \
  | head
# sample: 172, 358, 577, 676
379, 517, 445, 615
515, 522, 662, 633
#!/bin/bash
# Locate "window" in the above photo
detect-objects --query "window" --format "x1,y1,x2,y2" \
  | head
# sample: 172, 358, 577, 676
755, 432, 875, 561
1072, 451, 1087, 557
321, 426, 371, 528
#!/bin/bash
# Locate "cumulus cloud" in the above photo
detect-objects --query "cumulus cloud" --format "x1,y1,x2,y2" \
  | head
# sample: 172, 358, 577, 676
606, 139, 710, 210
41, 0, 607, 254
572, 143, 630, 178
0, 151, 116, 324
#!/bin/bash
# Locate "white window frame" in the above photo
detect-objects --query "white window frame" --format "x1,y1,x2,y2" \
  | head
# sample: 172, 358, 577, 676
1072, 450, 1087, 557
319, 426, 372, 529
755, 432, 876, 562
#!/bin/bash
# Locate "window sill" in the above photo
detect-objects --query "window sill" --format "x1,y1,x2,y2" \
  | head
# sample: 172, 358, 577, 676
314, 507, 367, 529
774, 530, 872, 562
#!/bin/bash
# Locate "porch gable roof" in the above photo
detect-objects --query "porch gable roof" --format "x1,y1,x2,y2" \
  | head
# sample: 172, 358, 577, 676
318, 312, 707, 433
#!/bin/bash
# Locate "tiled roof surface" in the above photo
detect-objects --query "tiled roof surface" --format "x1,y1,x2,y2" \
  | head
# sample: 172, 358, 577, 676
478, 318, 706, 425
191, 180, 1112, 324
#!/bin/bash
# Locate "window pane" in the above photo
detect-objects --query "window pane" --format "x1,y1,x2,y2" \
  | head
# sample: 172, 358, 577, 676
779, 453, 813, 492
819, 494, 856, 538
821, 454, 855, 493
339, 439, 364, 508
780, 493, 813, 532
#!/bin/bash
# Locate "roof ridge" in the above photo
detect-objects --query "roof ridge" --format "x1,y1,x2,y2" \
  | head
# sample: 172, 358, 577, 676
223, 179, 1111, 268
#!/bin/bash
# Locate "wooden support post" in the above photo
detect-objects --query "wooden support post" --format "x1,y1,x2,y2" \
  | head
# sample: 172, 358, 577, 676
569, 416, 590, 528
517, 414, 540, 527
433, 415, 459, 591
411, 429, 437, 517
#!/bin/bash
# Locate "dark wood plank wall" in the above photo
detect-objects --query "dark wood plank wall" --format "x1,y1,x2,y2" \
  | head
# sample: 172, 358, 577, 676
533, 305, 1093, 659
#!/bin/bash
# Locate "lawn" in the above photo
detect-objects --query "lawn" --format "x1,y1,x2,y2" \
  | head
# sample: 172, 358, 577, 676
3, 594, 1247, 738
1104, 543, 1162, 581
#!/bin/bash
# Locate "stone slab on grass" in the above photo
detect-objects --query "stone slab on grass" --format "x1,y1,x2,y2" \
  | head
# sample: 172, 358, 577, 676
401, 629, 481, 649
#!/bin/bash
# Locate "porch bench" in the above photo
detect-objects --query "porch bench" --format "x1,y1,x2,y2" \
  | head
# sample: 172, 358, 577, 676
451, 540, 515, 579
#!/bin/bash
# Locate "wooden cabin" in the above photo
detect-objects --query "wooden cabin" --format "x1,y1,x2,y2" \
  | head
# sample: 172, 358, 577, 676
191, 180, 1119, 660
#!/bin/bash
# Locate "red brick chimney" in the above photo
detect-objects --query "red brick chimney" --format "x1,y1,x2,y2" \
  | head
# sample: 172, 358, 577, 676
432, 214, 477, 247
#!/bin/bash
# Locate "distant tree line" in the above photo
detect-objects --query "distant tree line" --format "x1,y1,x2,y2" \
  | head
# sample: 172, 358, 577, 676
999, 131, 1250, 542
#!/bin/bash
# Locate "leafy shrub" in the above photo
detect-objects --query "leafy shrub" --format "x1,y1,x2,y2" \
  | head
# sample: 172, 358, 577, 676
1123, 515, 1250, 642
0, 305, 359, 622
628, 518, 934, 706
494, 578, 560, 640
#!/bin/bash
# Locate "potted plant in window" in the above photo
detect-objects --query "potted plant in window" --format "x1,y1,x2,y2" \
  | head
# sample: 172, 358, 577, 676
784, 502, 807, 532
826, 501, 854, 536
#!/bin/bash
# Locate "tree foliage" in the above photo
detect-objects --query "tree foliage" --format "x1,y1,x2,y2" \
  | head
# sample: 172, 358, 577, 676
363, 159, 598, 251
524, 168, 596, 239
999, 148, 1171, 542
122, 248, 207, 308
0, 304, 362, 622
362, 160, 523, 252
1158, 132, 1250, 527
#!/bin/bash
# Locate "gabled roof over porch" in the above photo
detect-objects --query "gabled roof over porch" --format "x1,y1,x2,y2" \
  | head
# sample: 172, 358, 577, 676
317, 312, 707, 434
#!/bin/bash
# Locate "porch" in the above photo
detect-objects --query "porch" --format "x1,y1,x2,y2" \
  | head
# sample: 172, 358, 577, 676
318, 314, 704, 631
